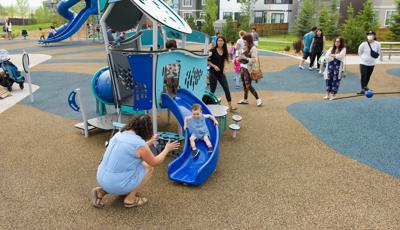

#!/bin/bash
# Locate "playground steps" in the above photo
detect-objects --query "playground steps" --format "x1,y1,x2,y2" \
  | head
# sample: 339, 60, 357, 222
0, 86, 11, 99
74, 122, 96, 131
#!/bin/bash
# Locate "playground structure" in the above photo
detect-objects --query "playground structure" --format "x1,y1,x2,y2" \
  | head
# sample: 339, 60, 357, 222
38, 0, 104, 44
68, 0, 220, 186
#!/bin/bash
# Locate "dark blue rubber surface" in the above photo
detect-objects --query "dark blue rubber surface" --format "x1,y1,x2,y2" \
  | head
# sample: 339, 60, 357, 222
387, 68, 400, 78
212, 65, 360, 95
288, 97, 400, 178
20, 71, 113, 120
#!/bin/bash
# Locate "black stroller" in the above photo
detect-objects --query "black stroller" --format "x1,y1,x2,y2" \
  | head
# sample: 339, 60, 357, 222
0, 49, 25, 92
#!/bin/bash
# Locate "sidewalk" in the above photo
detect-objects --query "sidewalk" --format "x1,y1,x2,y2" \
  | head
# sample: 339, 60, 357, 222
259, 48, 400, 65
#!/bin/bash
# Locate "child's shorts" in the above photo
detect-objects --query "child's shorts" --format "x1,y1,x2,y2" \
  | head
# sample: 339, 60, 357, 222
190, 133, 209, 141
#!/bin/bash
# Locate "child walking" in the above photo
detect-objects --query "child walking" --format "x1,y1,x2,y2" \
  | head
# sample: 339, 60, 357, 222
39, 28, 46, 40
184, 104, 218, 159
232, 56, 241, 88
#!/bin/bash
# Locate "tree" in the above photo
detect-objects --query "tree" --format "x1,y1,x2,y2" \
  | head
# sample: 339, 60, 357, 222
7, 5, 16, 18
0, 3, 6, 17
185, 16, 197, 31
387, 0, 400, 41
16, 0, 30, 24
294, 0, 314, 37
340, 5, 365, 53
35, 5, 52, 24
222, 17, 238, 43
357, 0, 379, 33
328, 0, 340, 38
318, 7, 330, 35
201, 0, 217, 36
239, 0, 256, 32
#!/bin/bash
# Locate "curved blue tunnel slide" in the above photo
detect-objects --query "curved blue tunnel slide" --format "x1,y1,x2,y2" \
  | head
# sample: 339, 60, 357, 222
161, 89, 219, 186
39, 0, 98, 44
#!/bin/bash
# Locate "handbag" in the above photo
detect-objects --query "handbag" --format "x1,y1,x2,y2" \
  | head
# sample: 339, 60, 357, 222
251, 55, 263, 81
367, 42, 379, 59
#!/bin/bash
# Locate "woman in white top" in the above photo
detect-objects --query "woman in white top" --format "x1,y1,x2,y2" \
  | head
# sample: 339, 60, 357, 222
6, 21, 12, 40
357, 31, 381, 94
323, 37, 346, 100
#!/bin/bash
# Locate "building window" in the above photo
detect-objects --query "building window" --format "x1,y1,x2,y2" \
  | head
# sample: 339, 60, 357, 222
202, 0, 205, 5
265, 0, 292, 3
200, 12, 207, 18
271, 13, 284, 23
223, 12, 233, 19
183, 12, 192, 19
183, 0, 192, 7
234, 12, 241, 21
385, 10, 397, 26
237, 0, 240, 3
254, 11, 263, 23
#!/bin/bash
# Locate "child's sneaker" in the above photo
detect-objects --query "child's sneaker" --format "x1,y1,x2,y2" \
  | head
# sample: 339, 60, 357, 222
192, 149, 200, 159
207, 147, 213, 154
298, 65, 304, 70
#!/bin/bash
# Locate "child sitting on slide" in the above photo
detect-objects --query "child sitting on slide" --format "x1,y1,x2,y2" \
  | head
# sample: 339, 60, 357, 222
184, 103, 218, 159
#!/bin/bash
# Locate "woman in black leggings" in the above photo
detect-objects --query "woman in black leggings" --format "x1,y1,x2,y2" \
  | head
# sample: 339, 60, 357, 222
309, 28, 325, 72
208, 35, 237, 112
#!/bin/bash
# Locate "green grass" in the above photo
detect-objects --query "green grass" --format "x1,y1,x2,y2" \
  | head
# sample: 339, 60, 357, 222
7, 23, 53, 37
259, 34, 298, 42
258, 41, 339, 52
258, 41, 291, 51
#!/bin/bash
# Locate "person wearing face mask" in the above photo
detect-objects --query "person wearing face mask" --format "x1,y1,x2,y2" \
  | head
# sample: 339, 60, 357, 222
357, 31, 381, 95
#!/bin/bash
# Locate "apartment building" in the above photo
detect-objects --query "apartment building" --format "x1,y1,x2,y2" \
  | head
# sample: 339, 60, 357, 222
175, 0, 398, 30
339, 0, 397, 28
178, 0, 207, 19
218, 0, 295, 23
374, 0, 397, 28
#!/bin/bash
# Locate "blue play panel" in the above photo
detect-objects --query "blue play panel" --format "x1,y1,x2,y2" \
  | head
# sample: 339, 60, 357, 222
212, 65, 360, 95
387, 68, 400, 78
288, 97, 400, 178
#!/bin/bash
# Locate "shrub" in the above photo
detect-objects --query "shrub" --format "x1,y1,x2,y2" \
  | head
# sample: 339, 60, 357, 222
292, 39, 303, 53
284, 45, 290, 51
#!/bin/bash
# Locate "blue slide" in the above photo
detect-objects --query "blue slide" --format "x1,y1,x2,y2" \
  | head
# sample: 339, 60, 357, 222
39, 0, 98, 44
161, 89, 219, 186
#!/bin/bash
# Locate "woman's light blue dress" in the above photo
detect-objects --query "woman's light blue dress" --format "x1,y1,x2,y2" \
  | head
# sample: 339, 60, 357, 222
97, 131, 147, 195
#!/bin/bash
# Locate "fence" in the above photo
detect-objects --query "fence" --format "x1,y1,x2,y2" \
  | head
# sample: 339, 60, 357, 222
251, 23, 289, 36
1, 17, 35, 25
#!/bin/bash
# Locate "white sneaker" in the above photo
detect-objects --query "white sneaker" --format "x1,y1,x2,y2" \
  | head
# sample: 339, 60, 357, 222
298, 65, 304, 70
237, 99, 249, 104
309, 67, 313, 71
256, 99, 262, 107
319, 70, 323, 74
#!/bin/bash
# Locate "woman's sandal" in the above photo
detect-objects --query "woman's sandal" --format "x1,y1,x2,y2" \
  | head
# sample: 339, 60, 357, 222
91, 188, 105, 208
229, 107, 238, 112
124, 196, 148, 208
